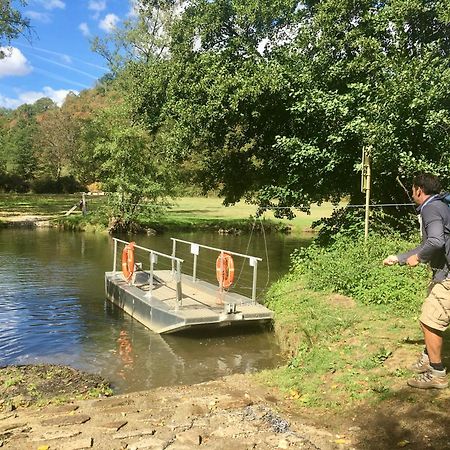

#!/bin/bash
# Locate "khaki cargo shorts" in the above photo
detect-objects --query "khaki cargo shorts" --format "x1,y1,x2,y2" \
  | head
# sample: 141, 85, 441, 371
420, 280, 450, 332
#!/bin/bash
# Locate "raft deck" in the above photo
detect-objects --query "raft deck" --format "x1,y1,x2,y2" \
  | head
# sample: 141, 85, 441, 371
105, 238, 274, 334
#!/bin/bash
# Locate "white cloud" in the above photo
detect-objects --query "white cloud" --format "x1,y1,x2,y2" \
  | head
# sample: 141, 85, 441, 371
0, 87, 78, 109
0, 94, 21, 109
35, 0, 65, 10
99, 13, 119, 33
0, 47, 33, 78
89, 0, 106, 19
25, 10, 51, 23
79, 22, 91, 37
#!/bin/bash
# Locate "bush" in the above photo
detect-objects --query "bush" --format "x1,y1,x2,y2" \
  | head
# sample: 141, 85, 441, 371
0, 172, 29, 193
313, 207, 419, 246
290, 233, 429, 315
30, 176, 85, 194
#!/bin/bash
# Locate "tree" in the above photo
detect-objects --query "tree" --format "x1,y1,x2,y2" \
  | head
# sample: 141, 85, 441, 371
264, 0, 450, 214
125, 0, 299, 205
91, 103, 177, 231
131, 0, 450, 217
91, 0, 180, 72
0, 0, 30, 58
35, 107, 82, 179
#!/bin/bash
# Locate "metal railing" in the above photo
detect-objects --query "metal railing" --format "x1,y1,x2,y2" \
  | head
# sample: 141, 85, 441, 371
112, 238, 184, 306
170, 238, 262, 304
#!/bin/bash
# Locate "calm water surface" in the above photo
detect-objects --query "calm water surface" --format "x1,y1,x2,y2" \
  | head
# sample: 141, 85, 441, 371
0, 228, 310, 393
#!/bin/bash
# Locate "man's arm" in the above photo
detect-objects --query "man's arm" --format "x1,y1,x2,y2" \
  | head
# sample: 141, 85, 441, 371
417, 219, 445, 262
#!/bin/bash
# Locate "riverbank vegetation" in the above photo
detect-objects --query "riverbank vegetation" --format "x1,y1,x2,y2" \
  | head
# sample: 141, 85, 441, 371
260, 232, 434, 411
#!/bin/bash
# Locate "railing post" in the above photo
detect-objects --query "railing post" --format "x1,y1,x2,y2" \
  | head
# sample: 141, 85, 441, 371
193, 253, 198, 282
175, 260, 182, 309
171, 239, 176, 276
251, 259, 258, 304
149, 251, 154, 298
113, 239, 118, 274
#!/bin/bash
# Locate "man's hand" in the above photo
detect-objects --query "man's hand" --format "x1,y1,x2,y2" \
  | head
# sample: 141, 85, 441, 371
406, 254, 420, 267
383, 255, 399, 266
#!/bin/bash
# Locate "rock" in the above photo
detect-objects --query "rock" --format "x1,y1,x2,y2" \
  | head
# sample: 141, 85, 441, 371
175, 429, 202, 445
127, 436, 165, 449
62, 437, 94, 449
41, 414, 91, 427
215, 394, 253, 410
171, 402, 209, 422
113, 429, 156, 440
100, 420, 128, 431
32, 430, 82, 441
0, 422, 27, 433
43, 404, 79, 415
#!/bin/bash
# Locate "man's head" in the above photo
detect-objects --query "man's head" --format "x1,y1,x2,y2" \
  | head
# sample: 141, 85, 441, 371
412, 172, 442, 205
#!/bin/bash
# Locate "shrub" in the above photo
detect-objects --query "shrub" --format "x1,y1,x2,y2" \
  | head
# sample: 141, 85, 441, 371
0, 172, 29, 193
290, 233, 429, 315
30, 176, 85, 194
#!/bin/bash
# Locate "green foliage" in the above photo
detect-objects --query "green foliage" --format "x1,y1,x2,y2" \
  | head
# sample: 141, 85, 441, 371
291, 234, 429, 314
29, 176, 84, 194
123, 0, 450, 219
0, 1, 30, 56
313, 206, 419, 245
91, 104, 177, 231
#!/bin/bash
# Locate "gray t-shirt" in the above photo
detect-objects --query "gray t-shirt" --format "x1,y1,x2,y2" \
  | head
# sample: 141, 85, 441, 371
397, 195, 450, 282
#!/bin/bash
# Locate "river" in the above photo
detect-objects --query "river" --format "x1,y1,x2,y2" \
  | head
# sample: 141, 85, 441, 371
0, 228, 311, 393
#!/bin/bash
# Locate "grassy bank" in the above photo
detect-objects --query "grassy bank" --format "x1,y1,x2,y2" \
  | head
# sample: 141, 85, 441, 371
0, 193, 336, 233
258, 233, 438, 411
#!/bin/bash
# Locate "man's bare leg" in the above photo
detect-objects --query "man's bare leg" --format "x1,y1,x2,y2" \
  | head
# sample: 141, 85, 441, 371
421, 321, 443, 365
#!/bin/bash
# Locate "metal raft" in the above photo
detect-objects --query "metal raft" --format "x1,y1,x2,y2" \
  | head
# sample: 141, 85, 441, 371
105, 238, 274, 334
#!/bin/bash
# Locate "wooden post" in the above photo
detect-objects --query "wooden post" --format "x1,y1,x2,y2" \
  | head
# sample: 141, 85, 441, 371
82, 192, 87, 216
361, 146, 372, 244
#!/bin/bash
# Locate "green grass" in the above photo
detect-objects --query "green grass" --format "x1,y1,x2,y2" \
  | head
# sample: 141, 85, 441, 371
0, 193, 336, 233
258, 276, 420, 410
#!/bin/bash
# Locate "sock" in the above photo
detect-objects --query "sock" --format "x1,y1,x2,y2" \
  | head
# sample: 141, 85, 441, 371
430, 361, 444, 371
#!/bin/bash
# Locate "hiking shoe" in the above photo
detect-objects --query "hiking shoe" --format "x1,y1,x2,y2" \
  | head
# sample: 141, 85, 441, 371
407, 368, 448, 389
409, 352, 431, 374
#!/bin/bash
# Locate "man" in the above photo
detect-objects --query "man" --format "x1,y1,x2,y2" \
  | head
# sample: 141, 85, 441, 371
383, 173, 450, 389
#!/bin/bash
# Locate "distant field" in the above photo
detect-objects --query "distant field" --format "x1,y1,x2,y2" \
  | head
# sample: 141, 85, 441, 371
168, 197, 337, 232
0, 193, 337, 232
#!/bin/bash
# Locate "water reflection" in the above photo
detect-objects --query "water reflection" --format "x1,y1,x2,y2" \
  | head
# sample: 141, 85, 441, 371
0, 228, 309, 393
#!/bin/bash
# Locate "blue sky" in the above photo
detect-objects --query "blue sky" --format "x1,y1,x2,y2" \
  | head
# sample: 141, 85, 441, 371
0, 0, 135, 109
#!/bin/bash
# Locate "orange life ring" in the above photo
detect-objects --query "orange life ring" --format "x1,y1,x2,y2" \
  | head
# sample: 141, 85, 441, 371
122, 242, 135, 281
216, 253, 235, 289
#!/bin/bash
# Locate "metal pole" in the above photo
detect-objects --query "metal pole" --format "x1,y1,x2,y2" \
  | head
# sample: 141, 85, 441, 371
149, 251, 154, 298
219, 251, 224, 305
113, 239, 117, 274
251, 260, 258, 304
193, 253, 197, 283
171, 239, 176, 276
176, 260, 182, 308
364, 155, 371, 244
